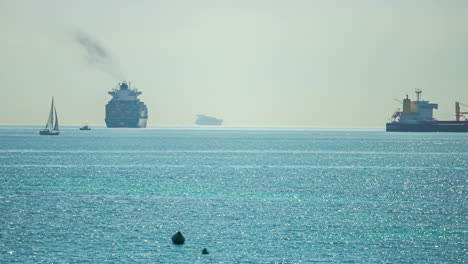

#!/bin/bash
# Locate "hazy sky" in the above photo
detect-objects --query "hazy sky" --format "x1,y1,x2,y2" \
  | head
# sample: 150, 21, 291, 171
1, 0, 467, 127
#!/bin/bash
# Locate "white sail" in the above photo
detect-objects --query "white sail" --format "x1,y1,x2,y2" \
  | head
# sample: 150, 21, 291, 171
45, 97, 54, 129
53, 107, 59, 131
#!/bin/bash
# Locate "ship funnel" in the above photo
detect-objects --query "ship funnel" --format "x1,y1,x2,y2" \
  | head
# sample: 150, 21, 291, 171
120, 82, 129, 90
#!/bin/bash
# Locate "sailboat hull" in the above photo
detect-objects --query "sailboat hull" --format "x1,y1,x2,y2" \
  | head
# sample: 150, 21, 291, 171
39, 130, 59, 135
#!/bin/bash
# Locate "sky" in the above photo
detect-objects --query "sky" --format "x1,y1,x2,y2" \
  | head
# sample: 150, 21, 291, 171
1, 0, 467, 127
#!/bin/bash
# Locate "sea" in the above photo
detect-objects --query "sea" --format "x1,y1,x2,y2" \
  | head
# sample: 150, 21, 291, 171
0, 127, 466, 263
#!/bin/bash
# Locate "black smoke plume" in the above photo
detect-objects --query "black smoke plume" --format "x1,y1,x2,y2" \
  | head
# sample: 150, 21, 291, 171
73, 29, 125, 81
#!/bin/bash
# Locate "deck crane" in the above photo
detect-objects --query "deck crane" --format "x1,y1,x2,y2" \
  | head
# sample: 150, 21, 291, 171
455, 102, 468, 121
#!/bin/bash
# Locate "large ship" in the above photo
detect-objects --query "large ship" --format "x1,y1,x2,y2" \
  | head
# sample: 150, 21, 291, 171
105, 82, 148, 128
195, 114, 223, 126
386, 89, 468, 132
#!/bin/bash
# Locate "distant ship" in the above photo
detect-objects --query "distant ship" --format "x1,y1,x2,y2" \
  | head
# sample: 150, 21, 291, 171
105, 82, 148, 128
40, 97, 59, 135
79, 125, 91, 130
386, 89, 468, 132
195, 114, 223, 126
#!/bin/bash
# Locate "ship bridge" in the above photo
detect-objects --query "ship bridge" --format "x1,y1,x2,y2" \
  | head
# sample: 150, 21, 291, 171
399, 90, 438, 124
108, 82, 142, 101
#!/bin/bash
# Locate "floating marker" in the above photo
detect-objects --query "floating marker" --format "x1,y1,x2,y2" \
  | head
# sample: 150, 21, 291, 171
171, 231, 185, 245
202, 248, 209, 254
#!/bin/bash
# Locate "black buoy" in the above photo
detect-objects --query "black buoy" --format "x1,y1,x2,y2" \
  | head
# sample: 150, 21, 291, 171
171, 231, 185, 245
202, 248, 209, 254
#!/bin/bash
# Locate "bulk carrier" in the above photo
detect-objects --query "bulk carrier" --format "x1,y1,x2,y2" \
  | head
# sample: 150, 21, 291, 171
105, 82, 148, 128
386, 89, 468, 132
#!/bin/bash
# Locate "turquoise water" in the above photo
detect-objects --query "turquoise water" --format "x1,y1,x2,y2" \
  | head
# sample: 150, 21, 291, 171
0, 127, 466, 263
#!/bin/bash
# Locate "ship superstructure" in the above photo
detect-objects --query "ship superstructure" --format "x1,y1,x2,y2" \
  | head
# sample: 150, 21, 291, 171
105, 82, 148, 128
386, 89, 468, 132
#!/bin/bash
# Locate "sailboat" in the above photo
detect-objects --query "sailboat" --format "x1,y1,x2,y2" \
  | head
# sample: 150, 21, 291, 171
39, 97, 60, 135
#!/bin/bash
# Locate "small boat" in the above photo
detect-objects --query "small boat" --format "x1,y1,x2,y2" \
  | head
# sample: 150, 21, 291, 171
40, 97, 59, 135
79, 125, 91, 130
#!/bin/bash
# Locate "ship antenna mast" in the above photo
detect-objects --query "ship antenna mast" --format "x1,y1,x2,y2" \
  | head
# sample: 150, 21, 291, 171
415, 88, 422, 101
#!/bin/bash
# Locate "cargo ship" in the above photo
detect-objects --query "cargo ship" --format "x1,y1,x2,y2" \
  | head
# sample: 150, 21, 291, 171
386, 89, 468, 132
195, 114, 223, 126
105, 82, 148, 128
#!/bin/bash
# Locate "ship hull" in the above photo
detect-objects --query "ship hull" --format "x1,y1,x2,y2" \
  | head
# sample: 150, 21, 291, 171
105, 118, 147, 128
386, 122, 468, 132
196, 121, 223, 126
39, 130, 59, 135
105, 100, 148, 128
